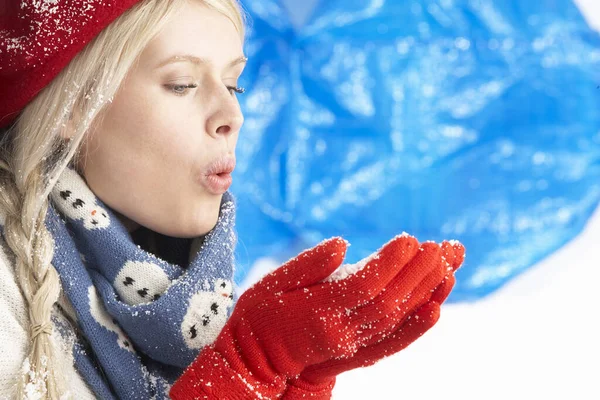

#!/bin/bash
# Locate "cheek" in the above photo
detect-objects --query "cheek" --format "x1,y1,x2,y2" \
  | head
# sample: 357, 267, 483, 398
117, 94, 200, 155
112, 94, 158, 138
97, 99, 173, 158
104, 76, 174, 137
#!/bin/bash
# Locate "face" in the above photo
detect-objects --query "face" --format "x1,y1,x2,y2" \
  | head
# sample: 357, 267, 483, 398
74, 1, 245, 238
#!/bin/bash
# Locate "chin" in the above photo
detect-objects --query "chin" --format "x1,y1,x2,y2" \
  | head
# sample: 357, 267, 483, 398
194, 202, 220, 236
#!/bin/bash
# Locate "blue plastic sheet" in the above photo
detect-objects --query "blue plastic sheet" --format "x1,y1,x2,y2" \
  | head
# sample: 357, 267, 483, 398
231, 0, 600, 302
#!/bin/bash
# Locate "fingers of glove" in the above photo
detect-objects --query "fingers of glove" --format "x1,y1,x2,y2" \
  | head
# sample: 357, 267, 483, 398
353, 260, 445, 347
430, 274, 456, 304
299, 301, 441, 384
441, 240, 465, 272
347, 242, 444, 329
426, 241, 461, 305
352, 301, 441, 367
246, 237, 347, 298
440, 241, 455, 274
307, 235, 420, 310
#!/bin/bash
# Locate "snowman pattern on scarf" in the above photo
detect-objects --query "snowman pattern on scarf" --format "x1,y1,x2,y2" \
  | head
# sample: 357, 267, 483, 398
114, 260, 171, 306
50, 168, 111, 230
182, 278, 234, 349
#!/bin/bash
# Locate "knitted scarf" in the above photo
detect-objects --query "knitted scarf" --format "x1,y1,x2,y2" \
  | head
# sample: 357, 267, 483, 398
1, 167, 238, 399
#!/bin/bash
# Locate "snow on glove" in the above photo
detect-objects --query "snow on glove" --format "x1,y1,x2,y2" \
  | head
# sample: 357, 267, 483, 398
355, 240, 465, 347
282, 240, 466, 400
170, 234, 440, 400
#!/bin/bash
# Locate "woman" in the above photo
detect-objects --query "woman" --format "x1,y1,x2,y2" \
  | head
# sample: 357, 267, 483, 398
0, 0, 465, 398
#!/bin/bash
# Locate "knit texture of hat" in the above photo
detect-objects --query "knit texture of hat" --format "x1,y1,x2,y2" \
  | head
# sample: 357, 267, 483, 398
0, 0, 143, 128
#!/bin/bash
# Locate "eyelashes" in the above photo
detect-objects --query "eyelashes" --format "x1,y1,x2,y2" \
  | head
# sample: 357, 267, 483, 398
166, 83, 245, 97
167, 83, 197, 95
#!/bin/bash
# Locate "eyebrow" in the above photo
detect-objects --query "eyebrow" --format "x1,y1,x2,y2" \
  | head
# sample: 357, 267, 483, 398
156, 54, 248, 70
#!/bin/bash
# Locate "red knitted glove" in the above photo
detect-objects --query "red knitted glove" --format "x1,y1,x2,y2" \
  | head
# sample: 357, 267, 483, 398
282, 240, 466, 400
170, 234, 442, 399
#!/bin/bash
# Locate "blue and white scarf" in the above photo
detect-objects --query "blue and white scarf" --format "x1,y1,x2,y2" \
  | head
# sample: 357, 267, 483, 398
2, 167, 238, 399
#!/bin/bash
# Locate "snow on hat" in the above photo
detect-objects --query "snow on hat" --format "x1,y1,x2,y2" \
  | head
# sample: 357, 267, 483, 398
0, 0, 143, 129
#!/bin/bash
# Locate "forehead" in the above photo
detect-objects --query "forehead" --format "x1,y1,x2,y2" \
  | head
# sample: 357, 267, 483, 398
141, 2, 243, 69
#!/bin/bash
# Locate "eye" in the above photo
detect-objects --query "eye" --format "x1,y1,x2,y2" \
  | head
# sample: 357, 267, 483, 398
166, 83, 198, 96
166, 83, 245, 97
227, 85, 245, 96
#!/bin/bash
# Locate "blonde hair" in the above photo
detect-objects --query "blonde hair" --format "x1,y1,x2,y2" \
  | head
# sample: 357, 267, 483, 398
0, 0, 246, 398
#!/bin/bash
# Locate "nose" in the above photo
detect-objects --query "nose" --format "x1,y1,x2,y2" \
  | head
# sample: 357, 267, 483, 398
205, 85, 244, 139
208, 111, 243, 137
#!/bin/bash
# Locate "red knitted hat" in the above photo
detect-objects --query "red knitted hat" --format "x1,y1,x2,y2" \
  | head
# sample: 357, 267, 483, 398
0, 0, 143, 129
